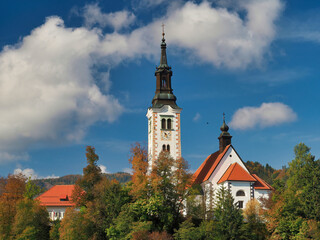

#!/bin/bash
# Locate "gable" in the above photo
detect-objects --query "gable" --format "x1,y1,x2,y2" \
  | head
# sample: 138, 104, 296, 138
217, 162, 257, 183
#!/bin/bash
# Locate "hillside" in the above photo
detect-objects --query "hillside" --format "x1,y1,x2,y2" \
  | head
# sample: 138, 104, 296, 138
33, 172, 132, 191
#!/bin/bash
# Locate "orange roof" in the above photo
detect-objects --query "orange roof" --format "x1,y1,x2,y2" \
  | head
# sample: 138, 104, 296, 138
252, 174, 273, 190
191, 145, 231, 185
36, 185, 75, 207
217, 162, 257, 183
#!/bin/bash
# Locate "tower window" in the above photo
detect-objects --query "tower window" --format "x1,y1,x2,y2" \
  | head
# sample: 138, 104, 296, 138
162, 78, 167, 88
236, 190, 245, 197
161, 119, 166, 129
162, 144, 166, 151
167, 145, 170, 152
167, 119, 171, 129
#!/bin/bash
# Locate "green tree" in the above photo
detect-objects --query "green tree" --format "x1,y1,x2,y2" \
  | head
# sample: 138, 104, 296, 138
267, 143, 320, 239
12, 198, 50, 240
213, 186, 244, 240
49, 220, 60, 240
77, 146, 102, 203
24, 177, 42, 199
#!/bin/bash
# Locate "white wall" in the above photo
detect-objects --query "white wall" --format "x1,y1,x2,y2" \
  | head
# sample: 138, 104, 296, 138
147, 105, 182, 170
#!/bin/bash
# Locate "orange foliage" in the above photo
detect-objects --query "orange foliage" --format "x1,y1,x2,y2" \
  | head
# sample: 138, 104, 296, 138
129, 143, 149, 198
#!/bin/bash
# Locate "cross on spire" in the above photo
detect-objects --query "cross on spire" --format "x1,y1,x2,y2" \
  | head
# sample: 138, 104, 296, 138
162, 23, 165, 41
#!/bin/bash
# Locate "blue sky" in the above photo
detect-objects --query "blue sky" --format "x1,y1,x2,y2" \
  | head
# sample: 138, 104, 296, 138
0, 0, 319, 179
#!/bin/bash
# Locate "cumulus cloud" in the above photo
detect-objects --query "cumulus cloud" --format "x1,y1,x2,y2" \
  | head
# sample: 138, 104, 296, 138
99, 164, 110, 174
0, 17, 124, 163
230, 102, 297, 130
14, 168, 59, 179
0, 0, 283, 163
14, 168, 37, 179
83, 4, 136, 31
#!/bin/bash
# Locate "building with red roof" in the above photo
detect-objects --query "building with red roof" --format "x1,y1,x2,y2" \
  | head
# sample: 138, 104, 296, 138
36, 185, 75, 220
191, 116, 272, 209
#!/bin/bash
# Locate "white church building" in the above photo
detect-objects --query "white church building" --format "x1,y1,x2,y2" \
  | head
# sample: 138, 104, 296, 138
147, 31, 272, 209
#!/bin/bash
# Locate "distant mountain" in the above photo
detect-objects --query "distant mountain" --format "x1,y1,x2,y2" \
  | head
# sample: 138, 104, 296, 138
33, 172, 132, 191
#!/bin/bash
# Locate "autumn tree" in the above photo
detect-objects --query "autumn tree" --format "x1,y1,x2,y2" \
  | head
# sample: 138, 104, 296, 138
11, 198, 50, 240
0, 174, 26, 239
242, 199, 268, 240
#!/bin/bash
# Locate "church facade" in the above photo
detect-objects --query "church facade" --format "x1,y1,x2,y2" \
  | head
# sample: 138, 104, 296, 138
191, 118, 272, 209
147, 32, 272, 209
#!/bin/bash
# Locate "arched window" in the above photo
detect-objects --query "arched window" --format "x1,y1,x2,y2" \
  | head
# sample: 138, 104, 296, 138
167, 145, 170, 152
162, 78, 167, 88
236, 190, 245, 197
161, 119, 166, 129
167, 119, 171, 129
162, 144, 166, 151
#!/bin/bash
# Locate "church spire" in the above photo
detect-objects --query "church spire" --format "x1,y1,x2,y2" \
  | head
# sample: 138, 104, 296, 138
151, 26, 179, 109
218, 113, 232, 153
159, 24, 168, 68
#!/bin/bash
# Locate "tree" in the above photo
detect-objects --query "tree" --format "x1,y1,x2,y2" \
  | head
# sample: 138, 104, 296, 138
77, 146, 102, 203
242, 199, 268, 240
11, 198, 50, 240
49, 220, 60, 240
24, 177, 42, 199
266, 143, 320, 239
0, 174, 26, 240
213, 186, 244, 240
59, 207, 95, 240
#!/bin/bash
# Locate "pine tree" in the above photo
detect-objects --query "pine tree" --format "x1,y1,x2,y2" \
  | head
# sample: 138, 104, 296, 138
213, 185, 244, 240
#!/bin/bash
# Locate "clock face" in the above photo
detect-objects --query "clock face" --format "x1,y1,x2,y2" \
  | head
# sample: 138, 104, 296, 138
161, 131, 171, 140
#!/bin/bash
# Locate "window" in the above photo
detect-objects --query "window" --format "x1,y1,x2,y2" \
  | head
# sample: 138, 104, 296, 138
167, 119, 171, 129
161, 119, 166, 129
237, 201, 244, 209
236, 190, 245, 196
162, 144, 166, 151
167, 145, 170, 152
162, 78, 167, 88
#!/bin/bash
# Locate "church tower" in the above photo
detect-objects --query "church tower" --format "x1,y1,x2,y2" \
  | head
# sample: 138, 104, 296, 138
146, 30, 182, 170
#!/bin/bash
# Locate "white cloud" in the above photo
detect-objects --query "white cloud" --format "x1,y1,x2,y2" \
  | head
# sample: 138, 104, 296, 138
193, 113, 201, 122
122, 168, 133, 174
230, 102, 297, 130
0, 1, 283, 163
99, 164, 110, 174
14, 168, 37, 179
83, 4, 136, 31
14, 167, 59, 179
43, 174, 60, 179
0, 17, 124, 163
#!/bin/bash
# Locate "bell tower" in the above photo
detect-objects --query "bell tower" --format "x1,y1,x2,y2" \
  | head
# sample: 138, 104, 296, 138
146, 28, 182, 170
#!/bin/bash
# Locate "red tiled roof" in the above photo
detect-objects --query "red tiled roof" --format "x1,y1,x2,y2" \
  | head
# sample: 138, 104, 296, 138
252, 174, 273, 190
191, 145, 231, 185
36, 185, 75, 207
217, 162, 257, 183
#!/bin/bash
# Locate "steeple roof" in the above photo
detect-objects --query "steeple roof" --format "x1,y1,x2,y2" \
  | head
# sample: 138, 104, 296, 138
151, 28, 179, 109
218, 113, 232, 153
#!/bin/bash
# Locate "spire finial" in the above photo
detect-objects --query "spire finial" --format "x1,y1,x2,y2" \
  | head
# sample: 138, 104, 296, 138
162, 23, 165, 41
220, 112, 229, 132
